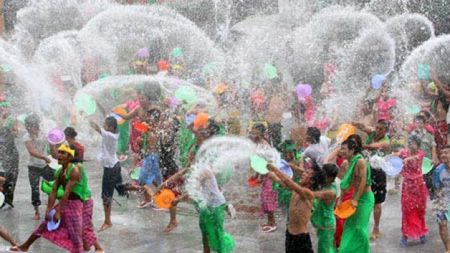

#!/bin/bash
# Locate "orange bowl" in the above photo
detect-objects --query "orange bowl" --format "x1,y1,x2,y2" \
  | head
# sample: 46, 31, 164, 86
334, 199, 356, 219
155, 189, 176, 209
193, 113, 209, 130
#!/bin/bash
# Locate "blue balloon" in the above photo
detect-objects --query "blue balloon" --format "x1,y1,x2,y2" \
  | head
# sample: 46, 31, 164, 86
384, 155, 403, 177
371, 74, 386, 90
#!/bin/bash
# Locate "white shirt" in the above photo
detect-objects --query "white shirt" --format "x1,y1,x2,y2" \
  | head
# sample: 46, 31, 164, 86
303, 136, 330, 167
100, 128, 119, 168
23, 132, 47, 168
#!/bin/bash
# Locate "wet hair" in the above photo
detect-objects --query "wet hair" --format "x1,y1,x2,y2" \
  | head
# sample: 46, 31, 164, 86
69, 143, 82, 163
24, 114, 40, 129
64, 127, 77, 139
304, 157, 325, 191
306, 127, 321, 144
104, 116, 118, 132
408, 134, 422, 147
252, 123, 266, 135
342, 134, 363, 154
377, 120, 389, 129
419, 110, 431, 120
414, 115, 426, 123
322, 163, 339, 181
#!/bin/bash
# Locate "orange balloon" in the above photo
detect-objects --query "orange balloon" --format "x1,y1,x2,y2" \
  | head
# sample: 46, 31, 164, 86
193, 113, 209, 130
334, 199, 356, 219
155, 189, 176, 209
336, 124, 356, 142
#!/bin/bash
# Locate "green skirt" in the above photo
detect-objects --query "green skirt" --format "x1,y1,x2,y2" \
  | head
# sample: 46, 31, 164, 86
199, 204, 235, 253
117, 121, 130, 154
339, 191, 375, 253
316, 228, 336, 253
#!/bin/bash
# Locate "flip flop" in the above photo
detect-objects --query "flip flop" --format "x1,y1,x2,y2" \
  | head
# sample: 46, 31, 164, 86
261, 225, 277, 233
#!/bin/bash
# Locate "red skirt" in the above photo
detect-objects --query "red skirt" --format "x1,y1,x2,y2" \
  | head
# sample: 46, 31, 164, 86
401, 178, 428, 239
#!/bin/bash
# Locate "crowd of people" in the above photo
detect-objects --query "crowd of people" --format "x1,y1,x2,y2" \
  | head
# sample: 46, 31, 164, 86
0, 45, 449, 253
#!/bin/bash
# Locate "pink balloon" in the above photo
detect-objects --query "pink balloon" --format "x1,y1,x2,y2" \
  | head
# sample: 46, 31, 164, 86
137, 48, 149, 58
296, 84, 312, 98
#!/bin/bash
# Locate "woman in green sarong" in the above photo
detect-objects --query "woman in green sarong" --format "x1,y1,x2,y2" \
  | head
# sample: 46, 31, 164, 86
339, 135, 375, 253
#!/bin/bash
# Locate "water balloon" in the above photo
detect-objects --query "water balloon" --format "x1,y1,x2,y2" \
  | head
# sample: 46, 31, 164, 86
137, 47, 150, 58
296, 84, 312, 98
263, 63, 278, 79
371, 74, 386, 90
175, 86, 197, 104
172, 47, 183, 58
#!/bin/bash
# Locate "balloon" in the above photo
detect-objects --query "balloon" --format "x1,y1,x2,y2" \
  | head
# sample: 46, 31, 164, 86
335, 199, 356, 219
335, 124, 356, 142
384, 155, 403, 176
213, 83, 227, 94
137, 47, 150, 58
193, 113, 209, 130
422, 157, 433, 174
296, 84, 312, 98
172, 47, 183, 58
175, 86, 197, 104
250, 155, 269, 175
407, 105, 421, 115
155, 189, 176, 209
75, 93, 97, 116
371, 74, 385, 90
130, 167, 141, 180
0, 64, 12, 72
418, 64, 430, 80
263, 63, 278, 79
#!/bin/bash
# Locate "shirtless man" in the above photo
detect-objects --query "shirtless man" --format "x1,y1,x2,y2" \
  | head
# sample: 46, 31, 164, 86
267, 158, 325, 253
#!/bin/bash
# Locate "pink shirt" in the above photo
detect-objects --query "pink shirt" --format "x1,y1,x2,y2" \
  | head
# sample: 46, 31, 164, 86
376, 98, 396, 121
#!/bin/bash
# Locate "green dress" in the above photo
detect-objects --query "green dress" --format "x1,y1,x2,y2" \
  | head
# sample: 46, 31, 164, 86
339, 154, 375, 253
198, 204, 235, 253
311, 183, 338, 253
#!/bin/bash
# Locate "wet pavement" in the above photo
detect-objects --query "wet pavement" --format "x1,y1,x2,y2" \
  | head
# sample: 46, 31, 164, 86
0, 148, 446, 252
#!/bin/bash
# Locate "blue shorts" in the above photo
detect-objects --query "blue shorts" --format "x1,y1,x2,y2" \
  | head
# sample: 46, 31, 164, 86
139, 153, 162, 186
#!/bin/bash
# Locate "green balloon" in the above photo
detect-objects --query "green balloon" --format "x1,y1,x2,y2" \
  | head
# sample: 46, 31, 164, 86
422, 157, 433, 174
75, 93, 97, 116
263, 63, 278, 79
130, 167, 141, 180
418, 64, 430, 80
175, 86, 197, 104
172, 47, 183, 58
250, 155, 269, 175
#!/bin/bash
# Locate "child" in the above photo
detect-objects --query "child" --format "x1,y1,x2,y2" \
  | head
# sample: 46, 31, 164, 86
197, 167, 235, 253
23, 114, 54, 220
64, 127, 84, 163
137, 108, 163, 208
0, 176, 18, 247
399, 135, 428, 246
311, 164, 339, 253
90, 116, 127, 232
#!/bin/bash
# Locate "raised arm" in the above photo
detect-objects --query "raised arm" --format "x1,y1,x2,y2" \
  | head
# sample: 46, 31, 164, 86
89, 120, 101, 134
120, 107, 140, 120
25, 140, 50, 163
364, 139, 389, 150
352, 122, 374, 134
267, 164, 314, 200
314, 189, 337, 205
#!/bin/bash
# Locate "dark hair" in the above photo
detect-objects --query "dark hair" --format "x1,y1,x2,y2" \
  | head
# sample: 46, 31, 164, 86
147, 108, 161, 121
307, 127, 321, 144
377, 120, 389, 129
105, 116, 118, 132
342, 134, 363, 154
322, 163, 339, 181
305, 158, 325, 191
419, 110, 431, 119
69, 143, 82, 163
437, 95, 450, 113
252, 123, 266, 135
24, 114, 40, 129
414, 115, 426, 123
408, 134, 422, 147
64, 127, 78, 139
207, 119, 220, 137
